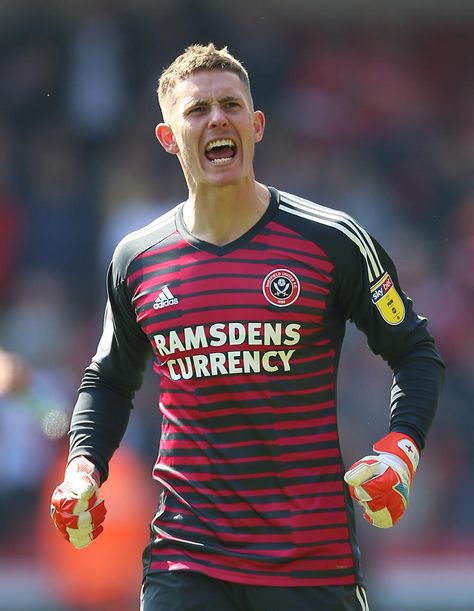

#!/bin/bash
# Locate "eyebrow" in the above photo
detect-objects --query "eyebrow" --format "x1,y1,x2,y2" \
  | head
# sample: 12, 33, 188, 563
185, 94, 243, 110
218, 95, 241, 104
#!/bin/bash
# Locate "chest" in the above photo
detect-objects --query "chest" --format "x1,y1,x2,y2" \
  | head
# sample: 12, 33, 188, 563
127, 225, 336, 358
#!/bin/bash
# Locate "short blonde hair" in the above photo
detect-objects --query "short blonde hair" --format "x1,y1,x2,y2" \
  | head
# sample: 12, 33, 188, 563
157, 43, 251, 111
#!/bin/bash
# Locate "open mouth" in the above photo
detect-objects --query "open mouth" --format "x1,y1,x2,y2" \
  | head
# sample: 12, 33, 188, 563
205, 138, 237, 164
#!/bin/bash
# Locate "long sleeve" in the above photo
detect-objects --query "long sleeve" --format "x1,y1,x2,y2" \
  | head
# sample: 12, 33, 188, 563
332, 222, 445, 449
389, 346, 445, 449
68, 259, 152, 482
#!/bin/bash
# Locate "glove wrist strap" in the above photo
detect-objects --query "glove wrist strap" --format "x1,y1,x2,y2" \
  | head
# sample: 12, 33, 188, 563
373, 432, 419, 481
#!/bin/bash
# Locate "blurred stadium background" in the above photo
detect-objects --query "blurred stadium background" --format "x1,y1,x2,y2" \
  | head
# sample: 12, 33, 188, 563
0, 1, 473, 609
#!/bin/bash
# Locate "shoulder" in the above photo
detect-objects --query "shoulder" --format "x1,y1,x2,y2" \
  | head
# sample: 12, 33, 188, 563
277, 188, 364, 239
274, 188, 385, 282
110, 204, 180, 282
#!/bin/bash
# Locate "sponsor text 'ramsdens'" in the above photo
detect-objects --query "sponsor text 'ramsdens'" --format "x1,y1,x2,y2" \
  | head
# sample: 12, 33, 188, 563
154, 322, 301, 380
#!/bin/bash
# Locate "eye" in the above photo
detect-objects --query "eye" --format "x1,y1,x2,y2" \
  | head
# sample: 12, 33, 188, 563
223, 100, 240, 110
187, 105, 207, 115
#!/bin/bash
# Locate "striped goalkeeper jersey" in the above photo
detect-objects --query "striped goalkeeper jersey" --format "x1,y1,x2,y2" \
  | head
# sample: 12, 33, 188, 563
72, 187, 444, 587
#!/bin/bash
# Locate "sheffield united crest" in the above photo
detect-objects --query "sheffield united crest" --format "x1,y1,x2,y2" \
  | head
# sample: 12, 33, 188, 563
262, 269, 300, 307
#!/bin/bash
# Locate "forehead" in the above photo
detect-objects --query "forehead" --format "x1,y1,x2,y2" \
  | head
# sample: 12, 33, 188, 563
172, 70, 252, 107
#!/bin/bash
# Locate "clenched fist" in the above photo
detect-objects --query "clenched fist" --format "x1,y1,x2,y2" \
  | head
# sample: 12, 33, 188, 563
344, 432, 419, 528
50, 456, 106, 548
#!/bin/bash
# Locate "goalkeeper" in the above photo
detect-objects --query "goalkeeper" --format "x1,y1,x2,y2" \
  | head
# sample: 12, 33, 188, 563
50, 43, 444, 611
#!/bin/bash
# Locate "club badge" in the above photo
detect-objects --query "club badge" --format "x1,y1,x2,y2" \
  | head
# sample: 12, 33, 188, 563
263, 268, 300, 307
370, 272, 405, 325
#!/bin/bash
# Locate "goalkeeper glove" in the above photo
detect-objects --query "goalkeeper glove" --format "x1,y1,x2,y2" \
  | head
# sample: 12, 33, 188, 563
50, 456, 106, 548
344, 432, 419, 528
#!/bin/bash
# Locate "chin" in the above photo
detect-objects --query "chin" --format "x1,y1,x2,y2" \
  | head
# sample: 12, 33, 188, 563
206, 170, 242, 188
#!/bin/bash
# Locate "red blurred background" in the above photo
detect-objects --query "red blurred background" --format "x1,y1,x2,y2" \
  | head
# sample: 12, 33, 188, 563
0, 2, 473, 609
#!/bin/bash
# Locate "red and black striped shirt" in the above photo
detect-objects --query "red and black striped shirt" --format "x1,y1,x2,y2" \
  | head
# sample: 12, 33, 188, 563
70, 187, 444, 587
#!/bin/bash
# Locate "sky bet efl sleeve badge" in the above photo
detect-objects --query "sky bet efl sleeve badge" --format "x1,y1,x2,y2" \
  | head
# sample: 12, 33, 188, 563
370, 272, 405, 325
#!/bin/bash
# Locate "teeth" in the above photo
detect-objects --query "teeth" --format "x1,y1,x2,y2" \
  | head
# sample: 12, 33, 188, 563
206, 139, 235, 151
211, 157, 233, 164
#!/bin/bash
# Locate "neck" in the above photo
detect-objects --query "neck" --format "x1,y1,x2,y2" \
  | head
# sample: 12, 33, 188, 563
182, 180, 270, 246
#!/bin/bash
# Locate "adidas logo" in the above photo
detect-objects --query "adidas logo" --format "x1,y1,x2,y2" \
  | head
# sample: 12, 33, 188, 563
153, 285, 179, 309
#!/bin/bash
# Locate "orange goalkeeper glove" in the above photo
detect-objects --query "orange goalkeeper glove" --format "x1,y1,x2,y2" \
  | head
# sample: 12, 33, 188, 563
344, 432, 419, 528
50, 456, 106, 548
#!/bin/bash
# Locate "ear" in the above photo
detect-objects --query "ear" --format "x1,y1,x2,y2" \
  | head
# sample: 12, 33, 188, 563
253, 110, 265, 144
155, 123, 179, 154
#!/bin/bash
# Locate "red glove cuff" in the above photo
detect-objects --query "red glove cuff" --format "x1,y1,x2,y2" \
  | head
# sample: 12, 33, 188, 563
66, 456, 101, 487
373, 432, 419, 482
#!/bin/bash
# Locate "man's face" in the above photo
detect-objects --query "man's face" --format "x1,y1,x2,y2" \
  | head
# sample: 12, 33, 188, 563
157, 70, 265, 190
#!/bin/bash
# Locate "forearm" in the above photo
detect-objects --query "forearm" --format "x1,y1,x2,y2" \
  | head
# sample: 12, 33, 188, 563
389, 347, 445, 450
68, 387, 132, 483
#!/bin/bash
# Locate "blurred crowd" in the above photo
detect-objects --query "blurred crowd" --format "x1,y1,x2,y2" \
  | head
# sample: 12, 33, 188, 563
0, 2, 473, 609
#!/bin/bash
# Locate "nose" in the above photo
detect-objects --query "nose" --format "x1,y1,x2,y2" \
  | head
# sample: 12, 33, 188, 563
208, 104, 228, 128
